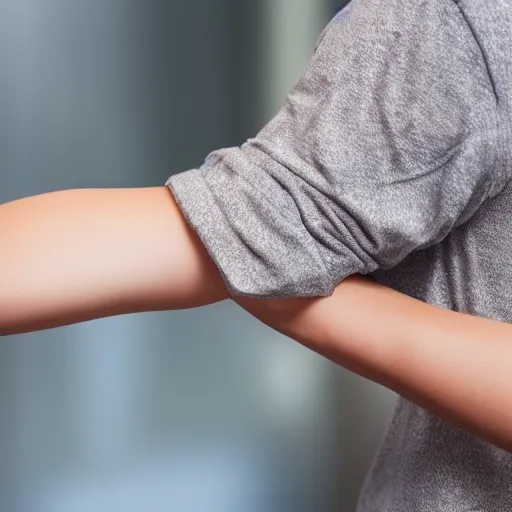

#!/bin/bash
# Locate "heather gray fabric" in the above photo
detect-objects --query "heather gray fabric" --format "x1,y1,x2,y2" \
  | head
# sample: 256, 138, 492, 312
166, 0, 512, 510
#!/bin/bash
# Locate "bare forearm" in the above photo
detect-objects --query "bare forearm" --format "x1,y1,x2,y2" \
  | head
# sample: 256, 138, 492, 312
236, 277, 512, 452
0, 187, 228, 335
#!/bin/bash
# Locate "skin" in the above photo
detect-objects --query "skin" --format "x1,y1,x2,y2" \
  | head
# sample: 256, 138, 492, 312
1, 186, 511, 452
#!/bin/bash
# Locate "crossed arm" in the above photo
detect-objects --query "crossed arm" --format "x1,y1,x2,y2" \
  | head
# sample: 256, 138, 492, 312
1, 186, 511, 452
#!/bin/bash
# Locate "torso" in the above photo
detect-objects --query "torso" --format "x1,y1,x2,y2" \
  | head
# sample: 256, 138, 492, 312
358, 2, 512, 510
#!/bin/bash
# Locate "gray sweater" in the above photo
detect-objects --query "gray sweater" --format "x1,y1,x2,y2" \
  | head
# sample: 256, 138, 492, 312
166, 0, 512, 510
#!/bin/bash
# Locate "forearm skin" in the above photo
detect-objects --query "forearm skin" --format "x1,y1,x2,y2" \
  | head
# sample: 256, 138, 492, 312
235, 278, 512, 452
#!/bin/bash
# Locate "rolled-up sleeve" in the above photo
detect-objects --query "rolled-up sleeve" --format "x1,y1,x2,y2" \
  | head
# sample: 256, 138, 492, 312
166, 0, 509, 299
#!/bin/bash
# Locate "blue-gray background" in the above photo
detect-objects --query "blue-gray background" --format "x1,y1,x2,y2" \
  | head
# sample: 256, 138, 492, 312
0, 1, 396, 510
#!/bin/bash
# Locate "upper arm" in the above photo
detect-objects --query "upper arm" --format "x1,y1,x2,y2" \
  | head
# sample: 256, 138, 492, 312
0, 186, 228, 335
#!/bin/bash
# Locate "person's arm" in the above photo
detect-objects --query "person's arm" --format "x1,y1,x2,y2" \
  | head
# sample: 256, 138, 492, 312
0, 186, 229, 335
235, 280, 512, 453
1, 186, 512, 452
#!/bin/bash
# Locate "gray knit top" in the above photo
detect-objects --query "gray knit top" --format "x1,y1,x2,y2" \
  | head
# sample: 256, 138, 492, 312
166, 1, 512, 510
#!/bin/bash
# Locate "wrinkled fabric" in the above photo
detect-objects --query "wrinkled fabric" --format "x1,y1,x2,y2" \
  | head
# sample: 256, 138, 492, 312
166, 0, 512, 510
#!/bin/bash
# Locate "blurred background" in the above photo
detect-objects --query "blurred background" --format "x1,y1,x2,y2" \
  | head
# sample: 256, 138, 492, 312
0, 1, 397, 510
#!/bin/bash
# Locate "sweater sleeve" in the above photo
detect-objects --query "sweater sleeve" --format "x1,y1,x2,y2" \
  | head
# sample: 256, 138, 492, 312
165, 0, 509, 299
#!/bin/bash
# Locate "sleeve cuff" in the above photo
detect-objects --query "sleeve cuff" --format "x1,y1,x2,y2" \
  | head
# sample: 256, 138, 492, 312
165, 166, 342, 299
